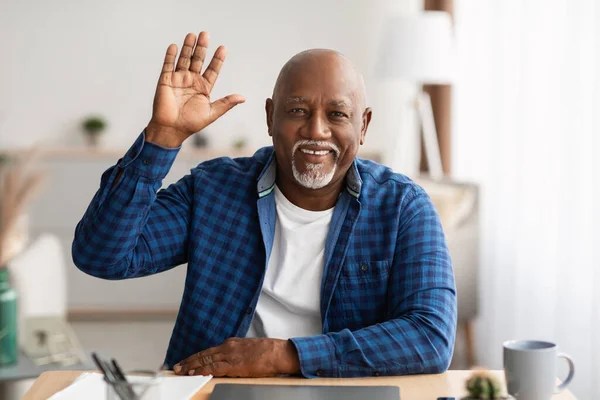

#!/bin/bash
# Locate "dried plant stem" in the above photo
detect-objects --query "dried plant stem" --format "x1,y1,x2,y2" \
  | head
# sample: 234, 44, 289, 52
0, 147, 45, 267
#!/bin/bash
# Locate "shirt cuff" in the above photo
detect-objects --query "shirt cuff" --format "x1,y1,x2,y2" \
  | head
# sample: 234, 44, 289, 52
290, 335, 339, 378
118, 130, 181, 180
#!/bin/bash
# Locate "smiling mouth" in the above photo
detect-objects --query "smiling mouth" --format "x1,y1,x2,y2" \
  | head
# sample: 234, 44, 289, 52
299, 148, 332, 156
292, 140, 340, 165
297, 148, 335, 164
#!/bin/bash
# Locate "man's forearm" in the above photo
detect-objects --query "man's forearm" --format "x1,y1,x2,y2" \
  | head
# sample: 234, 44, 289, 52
72, 131, 182, 279
72, 164, 163, 279
290, 289, 457, 378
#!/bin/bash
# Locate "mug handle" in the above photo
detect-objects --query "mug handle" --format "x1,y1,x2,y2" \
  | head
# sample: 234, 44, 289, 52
554, 352, 575, 393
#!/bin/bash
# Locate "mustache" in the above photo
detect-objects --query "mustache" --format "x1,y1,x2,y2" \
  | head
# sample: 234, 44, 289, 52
292, 140, 340, 157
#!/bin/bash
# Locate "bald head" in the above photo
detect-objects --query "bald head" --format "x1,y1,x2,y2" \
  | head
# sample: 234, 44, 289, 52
272, 49, 367, 110
265, 48, 373, 203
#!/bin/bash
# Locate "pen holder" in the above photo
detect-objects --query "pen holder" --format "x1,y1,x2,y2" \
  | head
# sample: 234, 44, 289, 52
105, 376, 162, 400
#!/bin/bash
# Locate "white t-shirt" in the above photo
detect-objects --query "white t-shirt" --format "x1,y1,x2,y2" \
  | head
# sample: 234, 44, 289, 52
246, 185, 334, 339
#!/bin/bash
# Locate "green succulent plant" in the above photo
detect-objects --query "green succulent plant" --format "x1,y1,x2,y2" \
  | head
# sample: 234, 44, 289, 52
465, 370, 502, 399
232, 137, 247, 149
82, 116, 107, 135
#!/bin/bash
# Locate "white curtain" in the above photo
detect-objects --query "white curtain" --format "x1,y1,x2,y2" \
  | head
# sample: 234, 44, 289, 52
452, 1, 598, 397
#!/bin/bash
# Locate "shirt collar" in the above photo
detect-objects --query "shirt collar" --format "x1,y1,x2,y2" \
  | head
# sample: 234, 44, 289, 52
256, 150, 362, 199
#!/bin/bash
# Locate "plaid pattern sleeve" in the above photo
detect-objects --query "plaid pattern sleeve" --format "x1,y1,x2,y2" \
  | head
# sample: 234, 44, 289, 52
291, 191, 457, 378
71, 131, 190, 279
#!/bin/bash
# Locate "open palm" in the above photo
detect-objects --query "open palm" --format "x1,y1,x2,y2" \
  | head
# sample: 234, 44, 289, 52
149, 32, 245, 146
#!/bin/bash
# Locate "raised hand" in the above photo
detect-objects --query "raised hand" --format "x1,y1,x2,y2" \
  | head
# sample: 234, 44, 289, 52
146, 31, 245, 148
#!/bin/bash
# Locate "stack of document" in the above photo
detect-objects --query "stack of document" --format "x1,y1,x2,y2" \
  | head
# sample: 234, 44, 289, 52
49, 372, 212, 400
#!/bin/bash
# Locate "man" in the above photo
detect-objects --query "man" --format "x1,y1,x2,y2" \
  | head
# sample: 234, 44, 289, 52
72, 31, 456, 378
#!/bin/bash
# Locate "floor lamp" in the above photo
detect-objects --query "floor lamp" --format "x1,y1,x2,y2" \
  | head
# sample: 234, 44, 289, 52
376, 11, 455, 180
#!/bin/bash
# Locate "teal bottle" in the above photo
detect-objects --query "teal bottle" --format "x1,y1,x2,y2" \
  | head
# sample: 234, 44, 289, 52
0, 267, 18, 365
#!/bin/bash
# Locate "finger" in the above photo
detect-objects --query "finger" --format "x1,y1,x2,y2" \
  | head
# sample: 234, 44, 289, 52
174, 346, 224, 373
190, 361, 232, 377
210, 94, 246, 120
189, 31, 209, 74
161, 44, 178, 74
202, 45, 227, 90
175, 33, 197, 72
178, 353, 229, 375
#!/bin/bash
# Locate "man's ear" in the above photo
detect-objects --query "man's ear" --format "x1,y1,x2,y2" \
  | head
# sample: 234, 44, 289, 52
265, 98, 274, 137
360, 107, 372, 145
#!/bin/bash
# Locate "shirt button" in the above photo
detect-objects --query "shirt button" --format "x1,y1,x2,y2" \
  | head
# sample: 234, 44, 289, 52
360, 264, 368, 272
245, 307, 253, 315
142, 159, 149, 165
373, 371, 381, 377
315, 369, 323, 377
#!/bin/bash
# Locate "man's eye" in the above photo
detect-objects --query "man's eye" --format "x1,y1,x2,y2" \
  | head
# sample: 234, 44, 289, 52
289, 108, 306, 114
331, 111, 348, 118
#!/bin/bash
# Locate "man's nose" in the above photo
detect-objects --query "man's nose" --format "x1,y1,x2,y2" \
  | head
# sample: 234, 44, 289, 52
302, 112, 331, 140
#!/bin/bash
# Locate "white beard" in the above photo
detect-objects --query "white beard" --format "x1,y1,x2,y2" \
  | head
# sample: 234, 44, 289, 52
291, 140, 339, 189
292, 160, 336, 189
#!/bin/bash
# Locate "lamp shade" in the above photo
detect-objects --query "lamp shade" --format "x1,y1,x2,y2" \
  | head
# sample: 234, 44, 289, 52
376, 11, 455, 84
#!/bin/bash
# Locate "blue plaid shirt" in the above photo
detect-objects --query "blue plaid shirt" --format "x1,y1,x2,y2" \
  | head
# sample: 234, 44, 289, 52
72, 131, 456, 378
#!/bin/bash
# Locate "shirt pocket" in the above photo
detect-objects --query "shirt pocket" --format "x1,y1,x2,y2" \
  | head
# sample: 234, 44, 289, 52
337, 259, 391, 330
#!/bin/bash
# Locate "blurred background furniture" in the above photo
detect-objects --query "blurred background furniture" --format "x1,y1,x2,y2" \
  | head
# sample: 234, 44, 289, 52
8, 234, 67, 342
2, 233, 90, 400
376, 11, 455, 177
0, 351, 90, 400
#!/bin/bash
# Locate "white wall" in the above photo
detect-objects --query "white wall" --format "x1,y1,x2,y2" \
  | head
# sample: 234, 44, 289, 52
0, 0, 421, 171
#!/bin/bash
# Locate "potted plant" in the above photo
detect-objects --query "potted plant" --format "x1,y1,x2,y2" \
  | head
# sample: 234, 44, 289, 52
463, 369, 506, 399
192, 131, 209, 148
232, 137, 247, 150
81, 116, 107, 147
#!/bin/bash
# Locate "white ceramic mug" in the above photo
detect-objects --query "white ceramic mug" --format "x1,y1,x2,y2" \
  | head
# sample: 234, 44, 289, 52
503, 340, 574, 400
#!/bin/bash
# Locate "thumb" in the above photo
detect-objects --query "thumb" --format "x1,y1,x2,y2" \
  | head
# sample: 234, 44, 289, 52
210, 94, 246, 120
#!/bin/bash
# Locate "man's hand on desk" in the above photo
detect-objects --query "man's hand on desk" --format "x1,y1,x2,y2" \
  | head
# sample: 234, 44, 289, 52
173, 338, 300, 377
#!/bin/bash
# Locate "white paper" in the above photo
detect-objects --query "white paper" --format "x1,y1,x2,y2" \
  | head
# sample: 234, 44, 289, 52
49, 372, 212, 400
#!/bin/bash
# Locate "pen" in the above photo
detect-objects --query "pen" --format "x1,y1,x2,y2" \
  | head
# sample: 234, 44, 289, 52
91, 352, 132, 400
102, 361, 136, 400
111, 359, 127, 380
91, 352, 108, 376
112, 358, 137, 399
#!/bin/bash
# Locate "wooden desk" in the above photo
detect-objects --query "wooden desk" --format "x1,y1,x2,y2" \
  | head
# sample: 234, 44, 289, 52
24, 370, 575, 400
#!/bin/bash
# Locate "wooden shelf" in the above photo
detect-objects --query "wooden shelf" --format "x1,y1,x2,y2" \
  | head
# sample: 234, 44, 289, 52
68, 308, 178, 322
1, 147, 254, 161
1, 147, 382, 162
